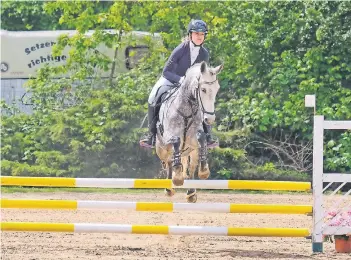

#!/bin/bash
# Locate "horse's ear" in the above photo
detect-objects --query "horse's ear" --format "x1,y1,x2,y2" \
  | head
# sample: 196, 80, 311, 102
200, 61, 207, 73
214, 64, 224, 74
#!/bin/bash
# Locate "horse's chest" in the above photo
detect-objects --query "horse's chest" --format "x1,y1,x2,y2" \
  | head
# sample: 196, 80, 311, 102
175, 114, 202, 129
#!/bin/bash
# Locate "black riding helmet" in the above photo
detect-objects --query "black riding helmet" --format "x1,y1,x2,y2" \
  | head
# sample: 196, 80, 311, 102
187, 19, 208, 34
187, 19, 208, 46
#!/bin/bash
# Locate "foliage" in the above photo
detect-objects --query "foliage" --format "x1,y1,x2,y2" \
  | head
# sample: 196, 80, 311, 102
1, 1, 166, 177
1, 59, 161, 177
325, 132, 351, 172
213, 1, 351, 174
1, 0, 65, 30
2, 1, 350, 180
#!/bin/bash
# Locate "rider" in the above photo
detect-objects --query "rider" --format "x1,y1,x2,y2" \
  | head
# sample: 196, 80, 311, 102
140, 19, 217, 148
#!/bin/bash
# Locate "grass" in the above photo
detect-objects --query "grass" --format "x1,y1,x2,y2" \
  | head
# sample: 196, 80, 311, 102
1, 186, 311, 195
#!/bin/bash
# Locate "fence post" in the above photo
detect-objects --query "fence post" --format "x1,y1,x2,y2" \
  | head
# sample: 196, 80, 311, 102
312, 115, 324, 253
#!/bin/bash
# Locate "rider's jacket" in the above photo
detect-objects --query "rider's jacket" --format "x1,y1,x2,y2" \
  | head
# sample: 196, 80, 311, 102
162, 40, 209, 84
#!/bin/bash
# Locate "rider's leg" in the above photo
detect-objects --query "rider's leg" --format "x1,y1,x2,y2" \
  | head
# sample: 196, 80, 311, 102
140, 80, 162, 147
140, 104, 157, 146
203, 122, 218, 147
140, 77, 173, 147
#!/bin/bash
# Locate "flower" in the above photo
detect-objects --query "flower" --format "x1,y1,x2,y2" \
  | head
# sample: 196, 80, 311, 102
323, 208, 351, 242
326, 208, 351, 225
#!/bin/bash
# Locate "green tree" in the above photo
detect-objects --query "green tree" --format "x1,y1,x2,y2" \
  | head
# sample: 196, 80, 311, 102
1, 0, 65, 30
1, 1, 350, 181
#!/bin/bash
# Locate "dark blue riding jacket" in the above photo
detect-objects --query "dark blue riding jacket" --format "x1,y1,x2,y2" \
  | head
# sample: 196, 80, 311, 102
162, 41, 209, 84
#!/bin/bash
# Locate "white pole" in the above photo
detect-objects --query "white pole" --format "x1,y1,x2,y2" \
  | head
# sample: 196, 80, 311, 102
312, 115, 324, 253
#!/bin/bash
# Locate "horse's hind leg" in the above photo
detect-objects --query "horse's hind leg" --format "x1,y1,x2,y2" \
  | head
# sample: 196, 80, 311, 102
170, 136, 184, 186
197, 131, 210, 180
181, 155, 190, 180
164, 161, 175, 197
186, 151, 198, 203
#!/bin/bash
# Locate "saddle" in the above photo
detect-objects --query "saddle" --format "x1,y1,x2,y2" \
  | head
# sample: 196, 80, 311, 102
156, 83, 180, 105
154, 84, 180, 125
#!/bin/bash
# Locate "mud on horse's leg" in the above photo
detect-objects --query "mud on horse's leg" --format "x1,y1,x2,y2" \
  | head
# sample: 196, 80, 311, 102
186, 151, 198, 203
197, 130, 210, 180
181, 155, 190, 180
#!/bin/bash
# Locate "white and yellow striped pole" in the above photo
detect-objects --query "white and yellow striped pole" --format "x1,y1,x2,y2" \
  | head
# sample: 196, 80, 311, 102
1, 177, 311, 191
1, 199, 313, 214
1, 222, 311, 237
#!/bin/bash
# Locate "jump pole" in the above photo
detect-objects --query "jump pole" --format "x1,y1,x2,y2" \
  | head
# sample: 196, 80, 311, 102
1, 222, 311, 237
1, 177, 311, 191
1, 199, 313, 214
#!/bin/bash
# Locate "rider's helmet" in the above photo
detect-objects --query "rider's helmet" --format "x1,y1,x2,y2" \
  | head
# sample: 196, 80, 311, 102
187, 19, 208, 35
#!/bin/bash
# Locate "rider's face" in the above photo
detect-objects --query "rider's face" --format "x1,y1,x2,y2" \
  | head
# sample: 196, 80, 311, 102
191, 32, 205, 45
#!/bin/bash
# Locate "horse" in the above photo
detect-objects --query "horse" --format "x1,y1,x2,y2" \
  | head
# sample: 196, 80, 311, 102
155, 61, 223, 202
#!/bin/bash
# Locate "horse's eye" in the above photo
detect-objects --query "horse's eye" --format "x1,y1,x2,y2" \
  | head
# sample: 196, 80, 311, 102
201, 88, 207, 93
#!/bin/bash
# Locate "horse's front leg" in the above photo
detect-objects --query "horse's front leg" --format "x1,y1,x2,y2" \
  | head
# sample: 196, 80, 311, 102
170, 136, 184, 186
157, 143, 176, 197
181, 155, 189, 180
186, 150, 198, 203
164, 161, 175, 197
197, 130, 210, 180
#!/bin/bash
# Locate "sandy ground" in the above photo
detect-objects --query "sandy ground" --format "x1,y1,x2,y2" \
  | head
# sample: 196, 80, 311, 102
1, 191, 350, 260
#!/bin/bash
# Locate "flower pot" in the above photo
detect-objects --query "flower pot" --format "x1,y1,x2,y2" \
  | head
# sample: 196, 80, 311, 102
335, 237, 351, 253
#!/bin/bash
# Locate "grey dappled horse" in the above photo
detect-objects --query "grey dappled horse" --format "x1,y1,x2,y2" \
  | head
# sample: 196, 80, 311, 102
155, 61, 223, 202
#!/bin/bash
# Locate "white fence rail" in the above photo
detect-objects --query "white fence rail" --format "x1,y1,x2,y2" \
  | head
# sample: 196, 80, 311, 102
312, 115, 351, 253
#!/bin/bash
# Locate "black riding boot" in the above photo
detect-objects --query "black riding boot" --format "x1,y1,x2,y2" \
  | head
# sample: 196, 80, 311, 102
140, 105, 157, 147
203, 122, 218, 147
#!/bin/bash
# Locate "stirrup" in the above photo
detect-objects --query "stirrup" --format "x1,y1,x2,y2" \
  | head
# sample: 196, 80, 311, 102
139, 134, 155, 148
207, 142, 219, 149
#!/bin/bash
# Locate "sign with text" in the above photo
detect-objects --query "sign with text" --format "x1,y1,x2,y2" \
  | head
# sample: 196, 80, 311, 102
0, 30, 160, 79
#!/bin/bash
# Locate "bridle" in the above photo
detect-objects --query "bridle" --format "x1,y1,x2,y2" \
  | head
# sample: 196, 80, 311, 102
196, 77, 218, 116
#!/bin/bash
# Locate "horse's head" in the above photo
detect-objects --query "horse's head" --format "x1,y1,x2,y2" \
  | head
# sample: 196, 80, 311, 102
195, 61, 223, 125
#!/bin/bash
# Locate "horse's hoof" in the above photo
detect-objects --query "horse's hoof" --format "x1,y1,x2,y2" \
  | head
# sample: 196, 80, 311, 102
198, 168, 210, 179
207, 142, 219, 149
172, 177, 184, 186
186, 189, 196, 202
186, 193, 197, 203
165, 188, 175, 197
172, 165, 184, 186
139, 141, 154, 149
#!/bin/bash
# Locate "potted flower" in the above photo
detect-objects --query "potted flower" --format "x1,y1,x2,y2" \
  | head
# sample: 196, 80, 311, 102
333, 234, 350, 253
324, 208, 351, 253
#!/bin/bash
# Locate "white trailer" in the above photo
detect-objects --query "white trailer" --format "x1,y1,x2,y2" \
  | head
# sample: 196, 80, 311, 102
1, 29, 161, 114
